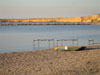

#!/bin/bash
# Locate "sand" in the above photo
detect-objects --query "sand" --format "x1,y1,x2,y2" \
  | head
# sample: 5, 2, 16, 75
0, 49, 100, 75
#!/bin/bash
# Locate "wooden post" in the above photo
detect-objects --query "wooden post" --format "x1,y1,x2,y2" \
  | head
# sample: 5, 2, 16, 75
53, 40, 55, 48
77, 39, 78, 46
88, 40, 90, 46
61, 40, 63, 46
38, 39, 40, 49
73, 39, 74, 46
57, 40, 58, 47
93, 40, 94, 46
33, 40, 35, 49
48, 40, 50, 50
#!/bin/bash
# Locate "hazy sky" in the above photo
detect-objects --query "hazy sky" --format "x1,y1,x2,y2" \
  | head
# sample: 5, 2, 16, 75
0, 0, 100, 19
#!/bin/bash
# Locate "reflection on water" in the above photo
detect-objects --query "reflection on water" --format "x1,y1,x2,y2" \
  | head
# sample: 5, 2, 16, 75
0, 25, 100, 53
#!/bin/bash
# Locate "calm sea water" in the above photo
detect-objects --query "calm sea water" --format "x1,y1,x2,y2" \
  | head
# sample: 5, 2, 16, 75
0, 25, 100, 53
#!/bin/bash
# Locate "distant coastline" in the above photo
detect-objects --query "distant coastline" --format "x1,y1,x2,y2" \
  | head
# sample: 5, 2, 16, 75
0, 14, 100, 25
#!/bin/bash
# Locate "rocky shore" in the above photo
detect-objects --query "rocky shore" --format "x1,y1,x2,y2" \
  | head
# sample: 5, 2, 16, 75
0, 49, 100, 75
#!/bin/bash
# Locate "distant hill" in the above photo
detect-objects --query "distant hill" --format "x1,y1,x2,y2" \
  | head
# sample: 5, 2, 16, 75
0, 14, 100, 25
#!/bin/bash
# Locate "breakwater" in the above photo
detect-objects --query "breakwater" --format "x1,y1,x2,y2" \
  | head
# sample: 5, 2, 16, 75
0, 22, 91, 25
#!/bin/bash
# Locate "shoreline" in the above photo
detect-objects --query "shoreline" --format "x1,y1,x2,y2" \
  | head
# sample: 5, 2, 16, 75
0, 49, 100, 75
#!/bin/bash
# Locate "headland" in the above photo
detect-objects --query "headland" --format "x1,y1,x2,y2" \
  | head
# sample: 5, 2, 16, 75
0, 14, 100, 25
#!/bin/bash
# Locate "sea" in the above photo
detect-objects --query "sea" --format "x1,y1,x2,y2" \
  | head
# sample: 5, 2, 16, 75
0, 25, 100, 53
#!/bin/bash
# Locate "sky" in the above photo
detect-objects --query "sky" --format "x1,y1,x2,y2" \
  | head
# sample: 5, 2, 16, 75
0, 0, 100, 19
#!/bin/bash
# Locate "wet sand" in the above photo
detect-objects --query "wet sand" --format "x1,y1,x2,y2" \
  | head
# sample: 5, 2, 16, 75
0, 49, 100, 75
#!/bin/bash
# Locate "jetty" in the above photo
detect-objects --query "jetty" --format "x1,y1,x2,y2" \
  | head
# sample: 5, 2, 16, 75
0, 22, 91, 25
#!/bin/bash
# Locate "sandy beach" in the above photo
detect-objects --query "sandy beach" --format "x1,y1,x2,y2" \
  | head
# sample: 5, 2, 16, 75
0, 49, 100, 75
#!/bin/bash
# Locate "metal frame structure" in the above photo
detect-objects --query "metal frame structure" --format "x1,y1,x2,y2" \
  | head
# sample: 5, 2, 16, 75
33, 39, 54, 49
93, 43, 100, 45
88, 40, 100, 49
56, 39, 78, 47
88, 40, 94, 46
